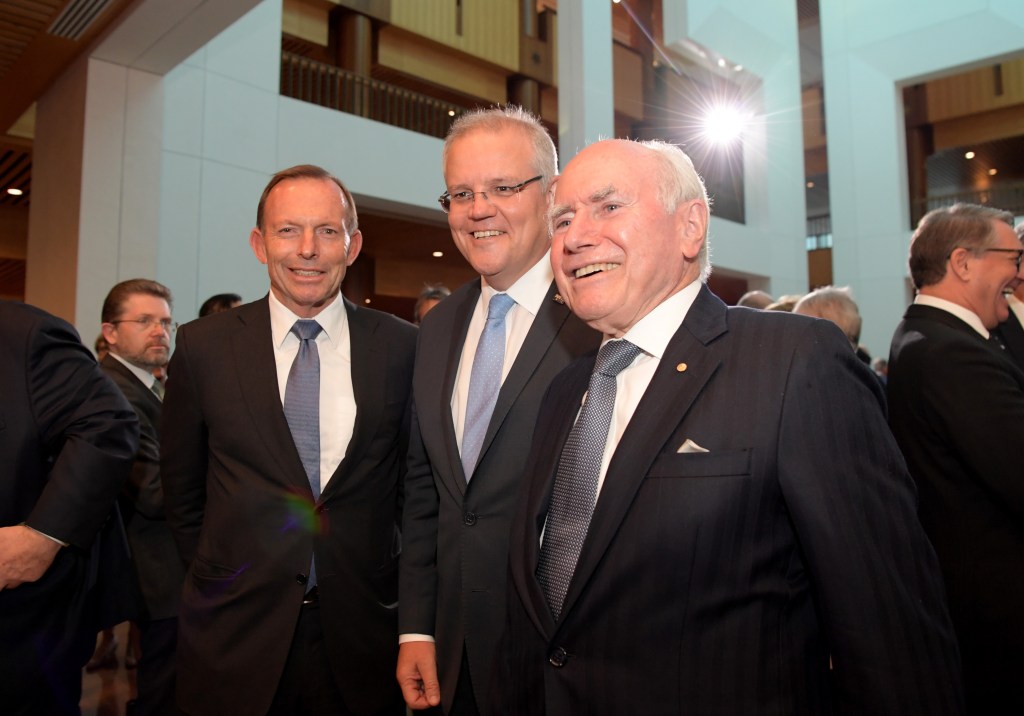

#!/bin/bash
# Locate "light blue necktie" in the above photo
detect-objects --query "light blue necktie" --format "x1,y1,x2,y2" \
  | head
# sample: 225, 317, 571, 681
284, 319, 322, 588
461, 293, 516, 480
536, 339, 641, 619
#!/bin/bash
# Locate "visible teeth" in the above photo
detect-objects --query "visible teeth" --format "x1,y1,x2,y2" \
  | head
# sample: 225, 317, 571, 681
575, 263, 620, 279
294, 270, 321, 276
473, 230, 503, 238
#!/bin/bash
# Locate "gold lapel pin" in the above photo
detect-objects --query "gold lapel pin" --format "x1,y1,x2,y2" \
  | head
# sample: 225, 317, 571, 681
676, 363, 688, 372
553, 294, 565, 304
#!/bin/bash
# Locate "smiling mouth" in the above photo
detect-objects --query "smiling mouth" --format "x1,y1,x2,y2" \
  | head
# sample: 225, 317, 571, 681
574, 263, 621, 279
472, 230, 504, 239
291, 269, 323, 277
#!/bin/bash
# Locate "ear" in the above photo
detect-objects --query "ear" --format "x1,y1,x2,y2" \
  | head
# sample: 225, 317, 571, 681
676, 199, 708, 260
100, 322, 118, 346
947, 246, 972, 281
345, 229, 363, 267
249, 227, 268, 265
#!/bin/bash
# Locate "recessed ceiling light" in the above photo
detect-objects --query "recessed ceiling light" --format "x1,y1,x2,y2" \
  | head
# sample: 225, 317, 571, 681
964, 151, 976, 159
806, 181, 815, 189
448, 110, 455, 117
7, 188, 23, 196
988, 168, 998, 176
364, 298, 371, 304
432, 251, 444, 258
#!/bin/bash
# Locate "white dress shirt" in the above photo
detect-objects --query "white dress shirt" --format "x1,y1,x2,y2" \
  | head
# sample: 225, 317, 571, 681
451, 252, 554, 452
268, 291, 355, 494
915, 294, 989, 339
593, 281, 702, 497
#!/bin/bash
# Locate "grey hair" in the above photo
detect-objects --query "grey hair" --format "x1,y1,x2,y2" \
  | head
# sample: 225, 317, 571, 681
636, 140, 712, 282
793, 286, 862, 346
443, 105, 557, 192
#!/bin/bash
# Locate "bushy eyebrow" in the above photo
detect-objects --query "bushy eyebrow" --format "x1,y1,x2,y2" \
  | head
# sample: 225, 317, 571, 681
548, 185, 618, 225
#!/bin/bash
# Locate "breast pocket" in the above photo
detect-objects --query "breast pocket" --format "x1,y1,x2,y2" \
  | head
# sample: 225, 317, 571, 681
647, 448, 752, 479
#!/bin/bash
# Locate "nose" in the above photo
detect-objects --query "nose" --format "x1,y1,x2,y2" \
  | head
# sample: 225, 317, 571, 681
297, 227, 318, 258
467, 190, 497, 219
560, 211, 597, 254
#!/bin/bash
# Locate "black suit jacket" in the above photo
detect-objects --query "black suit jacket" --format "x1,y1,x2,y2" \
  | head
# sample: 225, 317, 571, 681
102, 355, 185, 620
888, 303, 1024, 713
399, 279, 598, 711
162, 296, 416, 715
502, 286, 963, 715
0, 301, 138, 709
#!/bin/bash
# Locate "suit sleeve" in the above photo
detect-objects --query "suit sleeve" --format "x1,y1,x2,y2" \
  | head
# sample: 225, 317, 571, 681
123, 413, 165, 520
160, 324, 209, 565
398, 398, 440, 636
23, 313, 139, 549
777, 320, 963, 714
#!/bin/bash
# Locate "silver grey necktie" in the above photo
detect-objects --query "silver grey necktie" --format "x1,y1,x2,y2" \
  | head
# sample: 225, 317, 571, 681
536, 339, 641, 620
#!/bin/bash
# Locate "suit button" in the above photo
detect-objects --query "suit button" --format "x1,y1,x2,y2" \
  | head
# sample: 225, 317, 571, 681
295, 574, 307, 585
548, 647, 568, 668
463, 512, 477, 526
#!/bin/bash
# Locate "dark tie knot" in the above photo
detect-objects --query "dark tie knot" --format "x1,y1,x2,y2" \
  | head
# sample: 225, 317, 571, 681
595, 339, 641, 377
291, 319, 323, 342
486, 293, 516, 322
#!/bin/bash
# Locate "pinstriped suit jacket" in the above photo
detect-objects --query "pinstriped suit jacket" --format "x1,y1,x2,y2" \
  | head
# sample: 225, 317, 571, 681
502, 285, 963, 715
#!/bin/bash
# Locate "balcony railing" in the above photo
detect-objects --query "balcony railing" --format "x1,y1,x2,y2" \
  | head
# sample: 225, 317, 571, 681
912, 182, 1024, 226
280, 51, 471, 139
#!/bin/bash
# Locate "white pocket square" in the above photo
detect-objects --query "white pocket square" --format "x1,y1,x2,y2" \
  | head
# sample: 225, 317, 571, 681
677, 439, 709, 454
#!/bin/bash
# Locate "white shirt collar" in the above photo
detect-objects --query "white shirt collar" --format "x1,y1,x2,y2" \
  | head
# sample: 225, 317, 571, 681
109, 351, 159, 389
914, 293, 989, 339
480, 250, 553, 317
616, 280, 703, 359
268, 290, 348, 348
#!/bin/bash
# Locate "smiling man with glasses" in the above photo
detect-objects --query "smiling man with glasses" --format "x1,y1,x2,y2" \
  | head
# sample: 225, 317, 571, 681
397, 106, 599, 715
888, 203, 1024, 714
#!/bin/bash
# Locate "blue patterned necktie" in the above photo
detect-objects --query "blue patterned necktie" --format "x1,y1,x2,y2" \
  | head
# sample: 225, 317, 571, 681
536, 339, 642, 620
461, 292, 516, 480
284, 320, 323, 590
284, 319, 324, 501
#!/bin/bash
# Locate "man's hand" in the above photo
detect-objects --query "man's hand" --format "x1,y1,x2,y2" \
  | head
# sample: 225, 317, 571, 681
397, 640, 442, 710
0, 525, 61, 590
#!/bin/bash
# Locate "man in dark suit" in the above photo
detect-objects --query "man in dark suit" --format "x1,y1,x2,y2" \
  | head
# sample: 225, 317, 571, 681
396, 107, 598, 714
99, 278, 185, 715
888, 203, 1024, 715
501, 139, 963, 714
162, 165, 415, 715
0, 300, 139, 715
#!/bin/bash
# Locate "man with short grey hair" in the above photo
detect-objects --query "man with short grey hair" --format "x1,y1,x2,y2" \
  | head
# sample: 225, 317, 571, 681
397, 106, 598, 714
500, 138, 962, 714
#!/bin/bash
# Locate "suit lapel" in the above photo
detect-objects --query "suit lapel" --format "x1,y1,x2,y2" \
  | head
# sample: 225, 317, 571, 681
475, 282, 572, 477
439, 283, 479, 495
320, 299, 383, 500
232, 298, 311, 495
556, 286, 728, 622
516, 359, 592, 639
